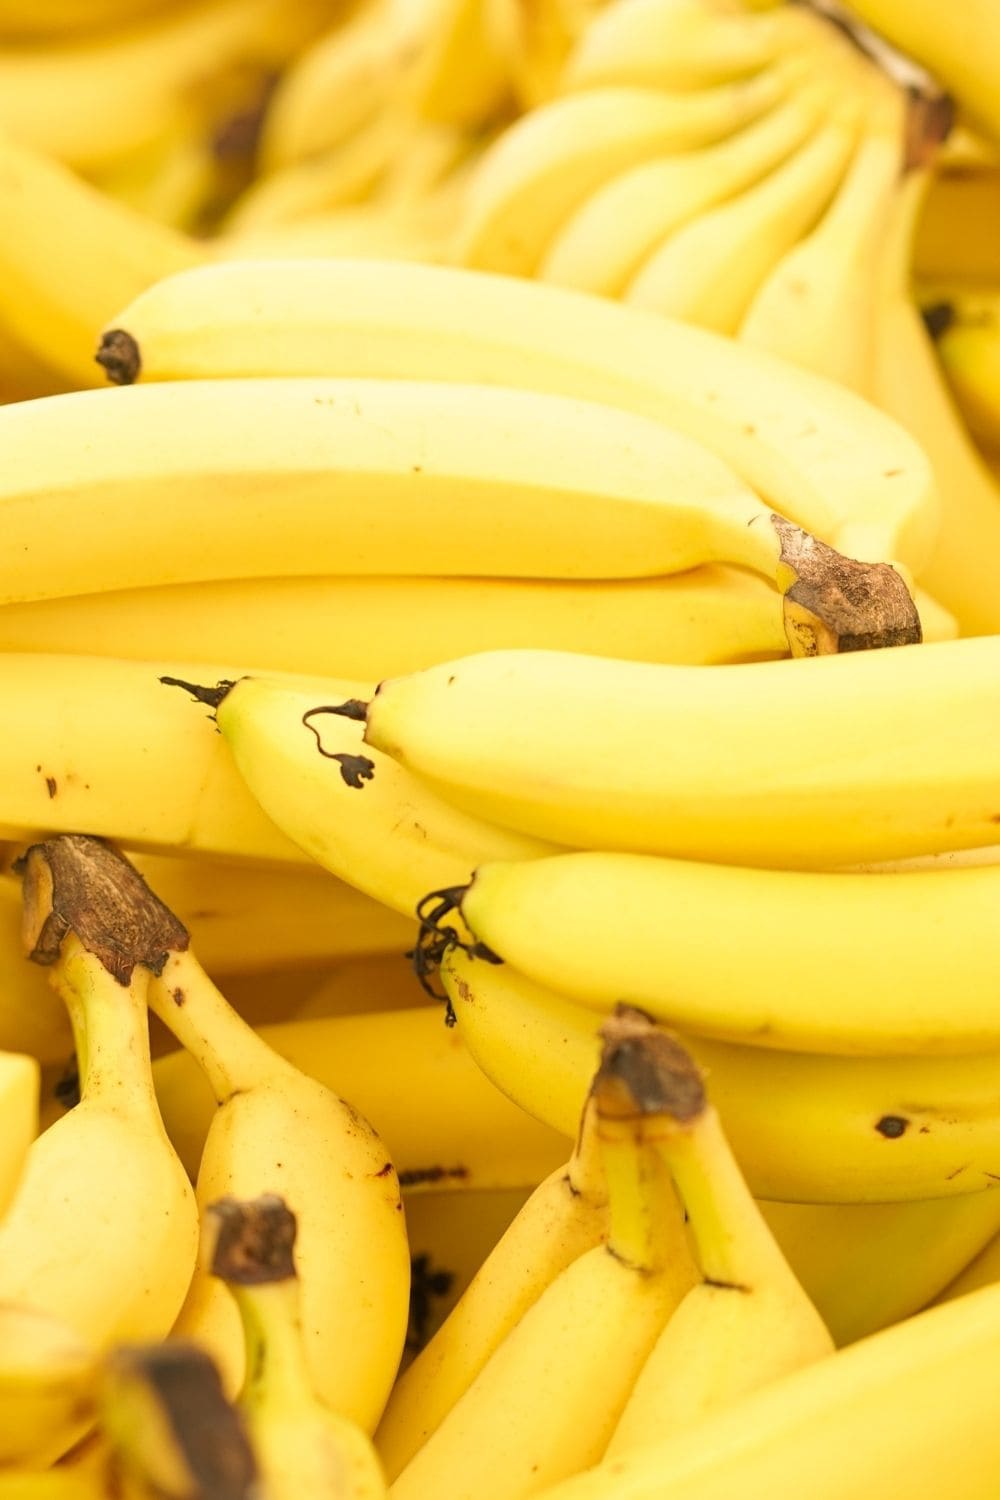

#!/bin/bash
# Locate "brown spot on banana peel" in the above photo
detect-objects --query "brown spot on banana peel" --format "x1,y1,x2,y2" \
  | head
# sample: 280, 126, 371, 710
16, 834, 189, 984
772, 515, 922, 656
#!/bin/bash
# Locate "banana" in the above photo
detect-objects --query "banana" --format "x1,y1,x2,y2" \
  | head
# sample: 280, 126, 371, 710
346, 639, 1000, 868
501, 0, 604, 107
738, 73, 908, 395
141, 936, 411, 1433
0, 0, 172, 40
932, 1220, 1000, 1305
842, 0, 1000, 146
526, 1278, 1000, 1500
924, 284, 1000, 452
388, 1023, 696, 1500
872, 163, 1000, 634
913, 165, 1000, 282
764, 1192, 1000, 1345
605, 1010, 833, 1456
0, 129, 200, 388
559, 0, 833, 93
0, 1474, 106, 1500
0, 1049, 38, 1217
286, 951, 441, 1021
0, 1306, 98, 1470
407, 0, 514, 129
0, 568, 792, 677
624, 94, 864, 331
539, 69, 832, 296
453, 69, 792, 274
100, 1341, 258, 1500
440, 849, 1000, 1056
151, 1004, 569, 1189
97, 257, 937, 572
0, 653, 310, 864
0, 841, 198, 1362
375, 1089, 609, 1479
206, 1195, 387, 1500
435, 948, 1000, 1203
0, 0, 333, 175
0, 378, 830, 602
222, 199, 456, 263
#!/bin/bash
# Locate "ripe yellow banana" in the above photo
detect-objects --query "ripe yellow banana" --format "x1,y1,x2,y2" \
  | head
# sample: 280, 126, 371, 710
449, 849, 1000, 1055
100, 1341, 257, 1500
376, 1089, 609, 1478
605, 1010, 833, 1456
349, 639, 1000, 868
738, 73, 908, 395
528, 1278, 1000, 1500
924, 284, 1000, 452
540, 69, 832, 296
454, 69, 792, 274
0, 129, 200, 389
0, 840, 198, 1358
932, 1220, 1000, 1305
435, 949, 1000, 1203
0, 1049, 39, 1215
872, 164, 1000, 634
0, 378, 820, 601
0, 1306, 98, 1470
152, 1004, 570, 1190
98, 256, 937, 572
0, 568, 792, 677
0, 0, 172, 40
144, 938, 411, 1432
407, 0, 514, 128
913, 164, 1000, 282
206, 1195, 387, 1500
388, 1024, 696, 1500
625, 95, 864, 330
501, 0, 604, 107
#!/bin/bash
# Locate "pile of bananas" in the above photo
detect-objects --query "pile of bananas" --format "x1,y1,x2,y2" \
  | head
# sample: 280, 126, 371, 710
1, 0, 1000, 1496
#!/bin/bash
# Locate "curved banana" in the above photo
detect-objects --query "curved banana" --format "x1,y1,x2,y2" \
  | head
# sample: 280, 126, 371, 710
0, 1049, 38, 1218
353, 639, 1000, 868
738, 73, 907, 394
527, 1278, 1000, 1500
375, 1093, 608, 1479
0, 378, 816, 602
605, 1011, 833, 1457
436, 949, 1000, 1203
0, 0, 172, 40
0, 841, 199, 1356
540, 69, 832, 296
453, 69, 792, 274
206, 1196, 387, 1500
144, 940, 411, 1433
388, 1025, 696, 1500
502, 0, 604, 107
0, 129, 199, 388
98, 256, 937, 572
0, 1306, 98, 1471
625, 94, 864, 330
407, 0, 514, 129
0, 569, 791, 677
450, 850, 1000, 1055
151, 1004, 570, 1190
924, 284, 1000, 452
872, 163, 1000, 634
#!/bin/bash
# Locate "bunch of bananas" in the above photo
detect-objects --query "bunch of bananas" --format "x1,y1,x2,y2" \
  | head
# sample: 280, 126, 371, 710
1, 0, 1000, 1496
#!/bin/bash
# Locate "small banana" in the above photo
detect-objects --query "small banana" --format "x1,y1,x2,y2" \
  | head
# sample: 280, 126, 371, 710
0, 1306, 98, 1469
924, 285, 1000, 454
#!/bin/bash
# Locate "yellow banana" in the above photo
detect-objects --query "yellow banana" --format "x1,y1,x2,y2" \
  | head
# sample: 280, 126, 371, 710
388, 1022, 696, 1500
0, 1048, 38, 1216
528, 1278, 1000, 1500
502, 0, 604, 107
98, 256, 937, 571
407, 0, 514, 129
0, 0, 172, 40
625, 94, 864, 330
454, 69, 792, 274
287, 951, 441, 1022
738, 73, 908, 395
913, 164, 1000, 281
605, 1011, 833, 1457
348, 639, 1000, 868
540, 69, 832, 296
0, 1306, 98, 1470
0, 840, 198, 1357
151, 1004, 570, 1189
143, 938, 411, 1433
932, 1220, 1000, 1305
0, 378, 825, 601
376, 1094, 609, 1479
924, 284, 1000, 452
0, 129, 200, 389
445, 849, 1000, 1055
206, 1195, 387, 1500
872, 163, 1000, 634
435, 948, 1000, 1203
0, 568, 792, 677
